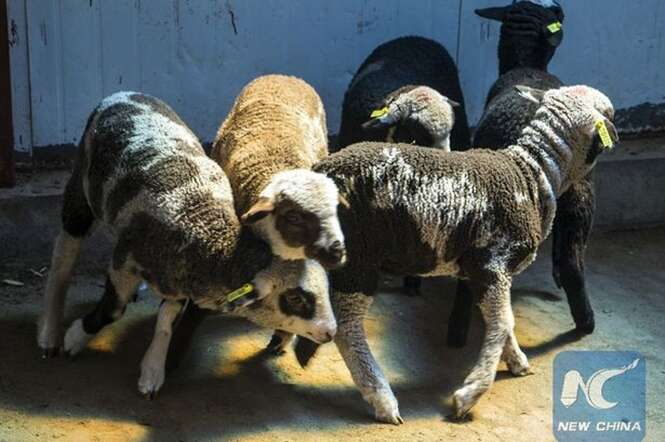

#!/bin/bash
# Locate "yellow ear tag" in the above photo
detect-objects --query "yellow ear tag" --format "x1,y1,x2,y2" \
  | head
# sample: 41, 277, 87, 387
226, 283, 254, 303
370, 107, 389, 119
547, 21, 562, 33
596, 120, 613, 149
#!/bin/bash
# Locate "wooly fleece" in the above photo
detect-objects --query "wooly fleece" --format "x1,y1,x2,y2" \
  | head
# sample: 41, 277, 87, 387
38, 92, 336, 396
212, 74, 328, 216
466, 0, 597, 343
298, 85, 617, 424
211, 75, 346, 269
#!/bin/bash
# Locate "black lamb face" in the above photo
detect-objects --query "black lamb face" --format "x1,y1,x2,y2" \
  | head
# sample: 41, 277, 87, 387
476, 1, 565, 72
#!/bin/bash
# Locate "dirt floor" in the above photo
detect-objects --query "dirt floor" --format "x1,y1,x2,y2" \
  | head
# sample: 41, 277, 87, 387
0, 227, 663, 442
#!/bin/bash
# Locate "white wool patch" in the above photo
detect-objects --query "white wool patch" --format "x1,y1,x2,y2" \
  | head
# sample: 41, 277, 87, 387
506, 146, 557, 238
514, 191, 528, 204
372, 147, 489, 277
98, 93, 208, 224
98, 91, 138, 111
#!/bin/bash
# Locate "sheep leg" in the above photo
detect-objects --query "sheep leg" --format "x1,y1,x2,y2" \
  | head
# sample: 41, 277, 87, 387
39, 169, 94, 357
38, 231, 84, 357
63, 265, 140, 356
501, 329, 531, 376
266, 330, 294, 356
446, 280, 474, 347
551, 173, 595, 333
139, 300, 184, 399
166, 302, 208, 371
453, 271, 520, 418
333, 291, 403, 425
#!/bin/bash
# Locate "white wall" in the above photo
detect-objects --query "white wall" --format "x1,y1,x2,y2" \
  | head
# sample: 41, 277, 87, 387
6, 0, 665, 154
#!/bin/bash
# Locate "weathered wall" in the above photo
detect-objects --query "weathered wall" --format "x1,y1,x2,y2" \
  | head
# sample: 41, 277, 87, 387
6, 0, 665, 155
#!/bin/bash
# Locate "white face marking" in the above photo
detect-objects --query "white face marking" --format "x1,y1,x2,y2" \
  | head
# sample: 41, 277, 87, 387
254, 169, 345, 263
231, 258, 337, 343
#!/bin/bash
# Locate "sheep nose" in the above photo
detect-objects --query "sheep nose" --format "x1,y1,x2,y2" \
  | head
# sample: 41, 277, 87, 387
308, 241, 346, 269
326, 240, 346, 264
320, 331, 334, 343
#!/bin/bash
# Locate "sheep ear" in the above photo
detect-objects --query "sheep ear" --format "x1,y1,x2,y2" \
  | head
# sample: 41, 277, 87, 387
338, 194, 351, 210
515, 85, 546, 104
240, 197, 274, 224
294, 336, 321, 368
475, 6, 508, 22
445, 97, 461, 107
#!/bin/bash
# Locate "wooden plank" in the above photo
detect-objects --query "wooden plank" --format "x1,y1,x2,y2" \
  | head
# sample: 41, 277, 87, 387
25, 0, 64, 147
99, 0, 140, 96
6, 0, 31, 155
59, 0, 103, 146
1, 0, 16, 186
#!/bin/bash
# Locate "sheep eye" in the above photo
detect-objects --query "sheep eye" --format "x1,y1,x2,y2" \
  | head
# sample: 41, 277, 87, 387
287, 292, 303, 305
284, 211, 303, 224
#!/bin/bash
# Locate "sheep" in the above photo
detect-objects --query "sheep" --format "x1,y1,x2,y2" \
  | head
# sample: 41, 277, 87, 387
447, 0, 597, 348
337, 36, 472, 296
37, 91, 337, 398
211, 75, 348, 355
337, 36, 471, 152
212, 74, 346, 270
295, 85, 618, 424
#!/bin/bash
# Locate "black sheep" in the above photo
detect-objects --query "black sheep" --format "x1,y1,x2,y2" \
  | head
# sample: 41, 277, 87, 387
337, 35, 472, 295
447, 0, 597, 348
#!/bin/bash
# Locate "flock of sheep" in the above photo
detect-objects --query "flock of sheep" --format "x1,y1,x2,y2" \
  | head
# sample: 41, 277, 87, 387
36, 0, 619, 425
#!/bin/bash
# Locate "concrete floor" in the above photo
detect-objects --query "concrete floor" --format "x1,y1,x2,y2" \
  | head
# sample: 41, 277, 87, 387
0, 227, 663, 442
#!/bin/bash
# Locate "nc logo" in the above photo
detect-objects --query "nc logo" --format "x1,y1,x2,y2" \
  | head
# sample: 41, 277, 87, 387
559, 358, 640, 409
553, 351, 645, 442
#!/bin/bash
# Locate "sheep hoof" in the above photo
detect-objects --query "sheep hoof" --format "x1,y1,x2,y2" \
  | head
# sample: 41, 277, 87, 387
508, 362, 533, 377
574, 316, 595, 334
63, 319, 93, 356
367, 389, 403, 425
38, 319, 63, 357
504, 350, 531, 377
41, 347, 61, 359
452, 383, 483, 419
138, 363, 165, 400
